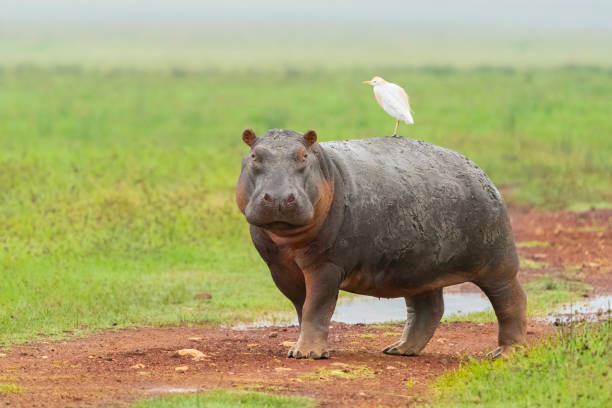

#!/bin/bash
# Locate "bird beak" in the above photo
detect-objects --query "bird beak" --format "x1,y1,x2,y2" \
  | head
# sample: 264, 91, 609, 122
362, 80, 373, 85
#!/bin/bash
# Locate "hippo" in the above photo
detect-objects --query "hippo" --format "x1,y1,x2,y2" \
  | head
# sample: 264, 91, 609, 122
236, 128, 526, 360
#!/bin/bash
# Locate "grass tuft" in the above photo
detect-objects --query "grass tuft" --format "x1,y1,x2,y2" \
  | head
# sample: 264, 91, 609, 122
0, 383, 24, 396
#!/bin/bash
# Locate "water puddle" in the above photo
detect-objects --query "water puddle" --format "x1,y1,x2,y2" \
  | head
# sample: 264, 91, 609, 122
145, 387, 199, 394
331, 293, 492, 324
232, 292, 493, 329
233, 293, 612, 329
545, 296, 612, 324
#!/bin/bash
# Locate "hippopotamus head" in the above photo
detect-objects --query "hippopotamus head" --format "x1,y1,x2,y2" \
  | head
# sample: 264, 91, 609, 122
236, 129, 334, 235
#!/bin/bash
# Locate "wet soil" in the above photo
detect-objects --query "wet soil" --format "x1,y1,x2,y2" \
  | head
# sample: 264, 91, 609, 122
0, 209, 610, 408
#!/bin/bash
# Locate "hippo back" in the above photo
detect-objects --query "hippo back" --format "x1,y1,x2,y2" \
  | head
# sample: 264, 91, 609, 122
321, 137, 513, 280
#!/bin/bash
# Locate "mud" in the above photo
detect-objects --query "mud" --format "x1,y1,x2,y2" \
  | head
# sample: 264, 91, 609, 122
0, 209, 610, 407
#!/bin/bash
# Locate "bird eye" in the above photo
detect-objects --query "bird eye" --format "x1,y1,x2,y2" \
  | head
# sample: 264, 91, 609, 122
303, 153, 308, 159
251, 153, 256, 159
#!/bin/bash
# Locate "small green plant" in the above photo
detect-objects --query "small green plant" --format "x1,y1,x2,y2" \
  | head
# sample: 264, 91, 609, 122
0, 383, 24, 396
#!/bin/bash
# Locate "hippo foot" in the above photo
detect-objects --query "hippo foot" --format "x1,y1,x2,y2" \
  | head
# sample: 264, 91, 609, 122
382, 341, 419, 356
287, 343, 329, 360
486, 345, 517, 360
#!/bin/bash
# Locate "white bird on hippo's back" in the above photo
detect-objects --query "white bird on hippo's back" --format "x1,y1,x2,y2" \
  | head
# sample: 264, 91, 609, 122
363, 76, 414, 137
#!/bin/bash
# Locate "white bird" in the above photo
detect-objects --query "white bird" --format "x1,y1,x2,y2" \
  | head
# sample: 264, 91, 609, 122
363, 76, 414, 137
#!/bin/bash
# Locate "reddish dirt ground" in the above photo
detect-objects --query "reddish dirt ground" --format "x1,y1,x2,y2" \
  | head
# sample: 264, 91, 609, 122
0, 322, 550, 408
0, 209, 610, 408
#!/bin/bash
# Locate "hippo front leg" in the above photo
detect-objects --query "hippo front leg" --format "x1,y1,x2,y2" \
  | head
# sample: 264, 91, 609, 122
288, 263, 341, 360
269, 263, 306, 325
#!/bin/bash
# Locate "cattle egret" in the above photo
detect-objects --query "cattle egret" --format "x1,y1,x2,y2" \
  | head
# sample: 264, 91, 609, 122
363, 76, 414, 136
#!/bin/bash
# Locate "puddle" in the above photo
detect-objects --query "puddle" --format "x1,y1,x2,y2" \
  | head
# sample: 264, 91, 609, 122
232, 292, 493, 329
545, 296, 612, 324
146, 387, 199, 394
233, 293, 612, 329
331, 292, 492, 324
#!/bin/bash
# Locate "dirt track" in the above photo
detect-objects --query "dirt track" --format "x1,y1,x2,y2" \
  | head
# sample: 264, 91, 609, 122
0, 209, 610, 407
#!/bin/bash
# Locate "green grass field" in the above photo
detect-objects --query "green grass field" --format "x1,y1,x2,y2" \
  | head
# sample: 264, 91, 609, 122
1, 66, 611, 345
1, 58, 611, 407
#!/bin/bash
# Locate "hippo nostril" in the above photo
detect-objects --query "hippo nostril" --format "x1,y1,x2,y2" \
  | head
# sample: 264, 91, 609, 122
287, 193, 295, 203
263, 193, 272, 202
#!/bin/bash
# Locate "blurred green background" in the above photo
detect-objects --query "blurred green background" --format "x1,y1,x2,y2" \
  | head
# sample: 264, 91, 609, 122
1, 0, 611, 344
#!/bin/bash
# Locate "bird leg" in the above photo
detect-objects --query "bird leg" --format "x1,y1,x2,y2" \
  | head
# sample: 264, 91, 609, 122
393, 119, 399, 137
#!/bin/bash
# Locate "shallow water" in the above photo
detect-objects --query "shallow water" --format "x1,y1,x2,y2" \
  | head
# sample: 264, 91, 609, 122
232, 292, 493, 329
234, 293, 612, 329
545, 295, 612, 324
331, 293, 492, 324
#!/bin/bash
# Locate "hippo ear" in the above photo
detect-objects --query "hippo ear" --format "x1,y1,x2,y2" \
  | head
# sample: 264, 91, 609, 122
242, 129, 257, 147
303, 130, 317, 147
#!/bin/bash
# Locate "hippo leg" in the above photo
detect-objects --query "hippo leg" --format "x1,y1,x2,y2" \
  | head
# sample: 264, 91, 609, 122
476, 276, 527, 359
270, 264, 306, 325
288, 263, 341, 360
383, 289, 444, 356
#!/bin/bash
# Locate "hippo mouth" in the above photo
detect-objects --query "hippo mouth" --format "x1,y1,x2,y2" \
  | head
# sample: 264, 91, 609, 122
257, 221, 304, 231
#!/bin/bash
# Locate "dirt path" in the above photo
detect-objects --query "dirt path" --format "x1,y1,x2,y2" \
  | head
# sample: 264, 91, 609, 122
0, 209, 610, 407
0, 322, 550, 408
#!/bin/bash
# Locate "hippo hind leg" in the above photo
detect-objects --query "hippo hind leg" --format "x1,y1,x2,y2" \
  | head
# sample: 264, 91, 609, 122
383, 289, 444, 356
476, 275, 527, 359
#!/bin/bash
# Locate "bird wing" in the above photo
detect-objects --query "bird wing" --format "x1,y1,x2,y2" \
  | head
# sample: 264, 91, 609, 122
386, 83, 414, 124
387, 83, 410, 108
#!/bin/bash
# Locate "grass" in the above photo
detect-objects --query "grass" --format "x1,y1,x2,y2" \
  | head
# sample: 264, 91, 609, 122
132, 390, 315, 408
0, 66, 611, 345
425, 319, 612, 407
0, 383, 24, 396
526, 278, 591, 316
